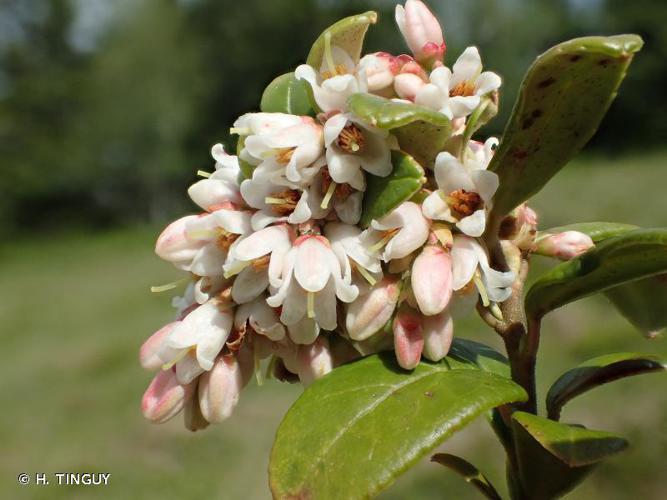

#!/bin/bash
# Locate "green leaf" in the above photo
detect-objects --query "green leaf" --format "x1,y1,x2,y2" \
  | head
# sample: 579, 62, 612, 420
360, 150, 425, 227
347, 93, 452, 168
431, 453, 502, 500
489, 35, 643, 217
260, 72, 317, 116
306, 11, 377, 68
606, 274, 667, 338
525, 228, 667, 321
448, 338, 510, 378
511, 412, 628, 499
546, 353, 667, 420
269, 352, 527, 500
542, 223, 667, 337
236, 136, 255, 180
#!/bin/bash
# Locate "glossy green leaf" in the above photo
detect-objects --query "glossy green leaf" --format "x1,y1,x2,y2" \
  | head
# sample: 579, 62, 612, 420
269, 352, 527, 500
260, 72, 316, 116
512, 412, 628, 499
348, 93, 452, 168
360, 150, 425, 227
606, 274, 667, 338
525, 228, 667, 320
431, 453, 502, 500
546, 353, 667, 420
306, 11, 377, 68
447, 338, 510, 378
489, 35, 643, 217
235, 136, 255, 180
542, 223, 667, 337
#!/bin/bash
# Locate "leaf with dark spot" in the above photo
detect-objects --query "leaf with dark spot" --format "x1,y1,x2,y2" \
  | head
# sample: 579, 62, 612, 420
488, 35, 643, 218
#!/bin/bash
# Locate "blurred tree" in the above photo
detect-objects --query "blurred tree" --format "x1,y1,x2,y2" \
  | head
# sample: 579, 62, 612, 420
0, 0, 664, 236
0, 0, 91, 232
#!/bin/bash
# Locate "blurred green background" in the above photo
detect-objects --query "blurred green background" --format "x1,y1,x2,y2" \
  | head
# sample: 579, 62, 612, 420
1, 0, 665, 499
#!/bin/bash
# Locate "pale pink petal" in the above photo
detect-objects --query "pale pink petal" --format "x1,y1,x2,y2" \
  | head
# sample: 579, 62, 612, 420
411, 246, 453, 316
231, 266, 270, 304
422, 312, 454, 361
198, 355, 243, 423
456, 209, 487, 237
294, 237, 333, 292
141, 369, 194, 423
452, 46, 482, 85
451, 235, 479, 290
475, 71, 501, 96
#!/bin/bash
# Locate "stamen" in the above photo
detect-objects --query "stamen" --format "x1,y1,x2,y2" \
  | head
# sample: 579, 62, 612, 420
432, 223, 453, 249
223, 260, 251, 279
446, 189, 484, 219
320, 180, 337, 209
197, 170, 212, 178
161, 347, 193, 371
336, 124, 365, 154
229, 127, 251, 135
216, 231, 239, 251
449, 80, 477, 97
473, 272, 490, 307
367, 229, 398, 255
275, 147, 295, 165
186, 229, 219, 240
490, 303, 504, 321
307, 292, 316, 319
265, 197, 286, 205
251, 254, 271, 271
353, 261, 377, 286
150, 276, 190, 293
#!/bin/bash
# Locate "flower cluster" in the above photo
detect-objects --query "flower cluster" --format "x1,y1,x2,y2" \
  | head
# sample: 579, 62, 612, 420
139, 0, 591, 430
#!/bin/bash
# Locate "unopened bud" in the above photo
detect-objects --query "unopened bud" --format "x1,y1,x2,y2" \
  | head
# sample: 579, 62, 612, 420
394, 73, 427, 101
359, 52, 397, 92
139, 322, 178, 371
297, 337, 334, 387
141, 369, 194, 424
393, 306, 424, 370
155, 215, 201, 264
346, 276, 400, 341
535, 231, 594, 260
422, 312, 453, 362
395, 0, 446, 67
411, 245, 453, 316
198, 355, 244, 424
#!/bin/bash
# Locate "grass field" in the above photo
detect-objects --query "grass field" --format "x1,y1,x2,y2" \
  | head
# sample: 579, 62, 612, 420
2, 153, 666, 499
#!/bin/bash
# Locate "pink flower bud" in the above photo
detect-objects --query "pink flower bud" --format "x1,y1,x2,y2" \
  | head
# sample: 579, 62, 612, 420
154, 215, 202, 264
359, 52, 397, 92
535, 231, 594, 260
198, 355, 244, 424
411, 246, 453, 316
394, 73, 427, 101
139, 322, 178, 371
345, 276, 400, 341
395, 0, 445, 67
393, 306, 424, 370
297, 337, 333, 387
141, 369, 194, 424
516, 204, 538, 228
422, 312, 453, 362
